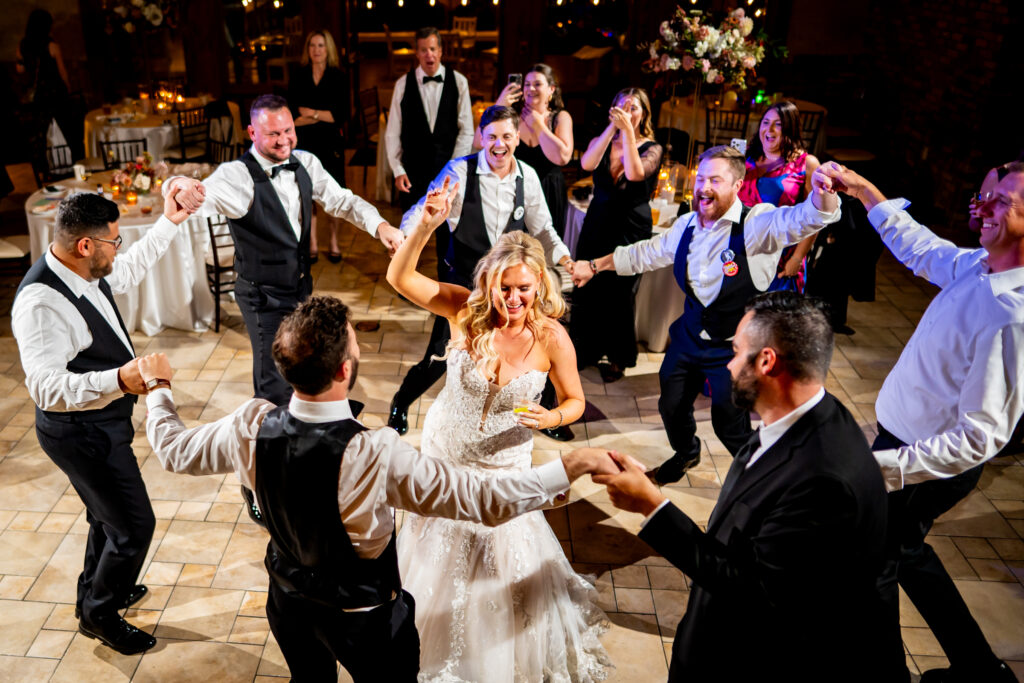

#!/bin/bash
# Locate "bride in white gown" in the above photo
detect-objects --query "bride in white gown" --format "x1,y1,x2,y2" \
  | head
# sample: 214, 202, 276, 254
386, 179, 610, 682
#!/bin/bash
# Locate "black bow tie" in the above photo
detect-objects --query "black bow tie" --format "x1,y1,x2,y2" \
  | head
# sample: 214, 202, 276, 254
422, 74, 443, 84
270, 161, 300, 178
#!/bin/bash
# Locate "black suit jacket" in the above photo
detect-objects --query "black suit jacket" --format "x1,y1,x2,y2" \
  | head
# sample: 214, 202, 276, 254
639, 393, 902, 682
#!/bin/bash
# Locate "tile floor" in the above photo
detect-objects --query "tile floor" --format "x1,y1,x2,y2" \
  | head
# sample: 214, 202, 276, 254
0, 173, 1022, 681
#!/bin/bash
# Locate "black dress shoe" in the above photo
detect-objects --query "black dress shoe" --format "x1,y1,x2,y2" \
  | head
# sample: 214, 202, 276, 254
75, 585, 148, 619
309, 251, 319, 264
649, 452, 701, 485
598, 362, 624, 383
79, 615, 156, 655
241, 486, 266, 527
920, 661, 1018, 683
540, 425, 575, 442
388, 399, 409, 435
326, 251, 342, 264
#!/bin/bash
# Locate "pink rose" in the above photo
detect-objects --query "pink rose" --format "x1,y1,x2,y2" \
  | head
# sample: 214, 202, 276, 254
742, 55, 757, 69
701, 59, 711, 73
682, 55, 696, 71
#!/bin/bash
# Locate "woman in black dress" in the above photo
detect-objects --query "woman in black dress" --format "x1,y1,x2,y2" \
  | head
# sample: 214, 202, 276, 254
289, 30, 348, 263
17, 9, 79, 160
571, 88, 662, 382
497, 64, 573, 237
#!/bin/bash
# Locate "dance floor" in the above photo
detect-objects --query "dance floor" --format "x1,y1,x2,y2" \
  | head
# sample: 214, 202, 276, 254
0, 169, 1022, 681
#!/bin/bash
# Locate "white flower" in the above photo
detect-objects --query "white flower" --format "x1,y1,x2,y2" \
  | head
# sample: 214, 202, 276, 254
694, 40, 707, 57
665, 57, 681, 70
649, 45, 658, 59
659, 21, 675, 42
137, 175, 151, 191
146, 7, 163, 25
706, 69, 719, 84
741, 18, 754, 37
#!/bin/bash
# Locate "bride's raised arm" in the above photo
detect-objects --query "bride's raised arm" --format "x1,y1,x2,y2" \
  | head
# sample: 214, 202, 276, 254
386, 177, 468, 320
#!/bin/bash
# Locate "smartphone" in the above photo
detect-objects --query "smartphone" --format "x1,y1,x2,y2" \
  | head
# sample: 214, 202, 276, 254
507, 73, 523, 87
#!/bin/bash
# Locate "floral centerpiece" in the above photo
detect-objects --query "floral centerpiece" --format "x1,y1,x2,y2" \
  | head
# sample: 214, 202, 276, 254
112, 152, 169, 195
106, 0, 180, 34
643, 8, 766, 89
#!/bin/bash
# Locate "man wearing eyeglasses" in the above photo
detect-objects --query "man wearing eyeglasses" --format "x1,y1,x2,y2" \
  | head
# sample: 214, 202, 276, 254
11, 190, 195, 656
822, 163, 1024, 683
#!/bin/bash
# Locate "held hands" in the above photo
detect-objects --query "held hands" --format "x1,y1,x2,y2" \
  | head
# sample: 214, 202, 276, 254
137, 353, 172, 385
571, 260, 596, 288
395, 173, 412, 193
163, 186, 197, 225
561, 447, 622, 482
168, 177, 205, 213
117, 358, 147, 395
418, 176, 460, 233
592, 451, 667, 516
377, 223, 405, 257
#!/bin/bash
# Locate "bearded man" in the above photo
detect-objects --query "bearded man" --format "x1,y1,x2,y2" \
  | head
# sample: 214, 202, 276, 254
573, 146, 841, 482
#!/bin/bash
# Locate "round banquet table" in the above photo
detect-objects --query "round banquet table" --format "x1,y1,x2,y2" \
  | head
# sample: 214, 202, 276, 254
564, 186, 687, 353
25, 171, 216, 336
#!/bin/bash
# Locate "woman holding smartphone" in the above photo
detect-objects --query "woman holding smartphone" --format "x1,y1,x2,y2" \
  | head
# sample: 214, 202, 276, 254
495, 66, 574, 237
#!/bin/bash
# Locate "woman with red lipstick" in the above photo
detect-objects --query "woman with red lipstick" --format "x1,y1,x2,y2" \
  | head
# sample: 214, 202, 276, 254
386, 179, 610, 683
738, 101, 820, 292
572, 88, 663, 382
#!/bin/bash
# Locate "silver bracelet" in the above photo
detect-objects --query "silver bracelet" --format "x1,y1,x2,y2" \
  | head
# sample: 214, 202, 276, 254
555, 409, 563, 427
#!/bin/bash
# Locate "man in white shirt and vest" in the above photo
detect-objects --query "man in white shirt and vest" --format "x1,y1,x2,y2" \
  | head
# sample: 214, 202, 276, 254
386, 105, 576, 441
822, 163, 1023, 683
573, 146, 841, 483
12, 190, 195, 655
166, 94, 405, 407
136, 295, 615, 681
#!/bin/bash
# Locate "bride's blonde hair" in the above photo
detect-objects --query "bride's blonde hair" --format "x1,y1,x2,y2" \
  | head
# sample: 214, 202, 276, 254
446, 232, 566, 381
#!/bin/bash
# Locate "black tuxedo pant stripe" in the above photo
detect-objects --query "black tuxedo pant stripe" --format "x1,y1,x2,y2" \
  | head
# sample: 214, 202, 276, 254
267, 584, 420, 682
872, 428, 1001, 674
658, 342, 753, 460
35, 414, 155, 622
236, 277, 312, 408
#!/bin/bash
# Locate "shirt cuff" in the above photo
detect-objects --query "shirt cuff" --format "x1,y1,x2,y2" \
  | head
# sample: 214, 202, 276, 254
101, 368, 123, 396
867, 198, 912, 228
873, 448, 905, 492
612, 247, 634, 275
535, 459, 571, 494
640, 499, 672, 529
145, 386, 174, 409
150, 214, 180, 237
805, 193, 842, 223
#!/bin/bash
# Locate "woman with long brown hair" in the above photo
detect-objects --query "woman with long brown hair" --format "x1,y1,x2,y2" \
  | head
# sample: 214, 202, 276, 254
571, 87, 663, 382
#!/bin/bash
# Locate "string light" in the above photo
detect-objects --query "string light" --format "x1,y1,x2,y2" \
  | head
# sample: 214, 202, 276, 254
366, 0, 373, 8
398, 0, 403, 6
556, 0, 563, 4
754, 8, 762, 16
747, 0, 754, 4
429, 0, 435, 4
272, 0, 280, 7
592, 0, 599, 4
460, 0, 468, 5
493, 0, 499, 4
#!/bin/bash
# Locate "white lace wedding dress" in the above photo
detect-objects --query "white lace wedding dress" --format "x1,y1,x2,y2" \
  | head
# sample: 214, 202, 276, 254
397, 348, 610, 683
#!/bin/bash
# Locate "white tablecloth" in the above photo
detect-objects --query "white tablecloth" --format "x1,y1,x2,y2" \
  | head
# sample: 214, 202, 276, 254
565, 192, 687, 353
25, 173, 215, 336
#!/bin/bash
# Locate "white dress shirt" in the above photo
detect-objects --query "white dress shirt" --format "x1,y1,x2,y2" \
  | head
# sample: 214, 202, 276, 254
164, 146, 384, 240
399, 152, 571, 266
747, 388, 826, 469
613, 196, 841, 305
868, 199, 1024, 491
641, 387, 827, 526
145, 390, 571, 559
11, 216, 179, 411
385, 65, 475, 178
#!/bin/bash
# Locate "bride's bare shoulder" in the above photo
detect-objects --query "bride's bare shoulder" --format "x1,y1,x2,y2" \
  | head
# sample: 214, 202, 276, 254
536, 317, 572, 351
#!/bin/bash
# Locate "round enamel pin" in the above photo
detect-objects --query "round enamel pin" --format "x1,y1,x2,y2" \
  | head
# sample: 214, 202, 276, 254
723, 261, 739, 277
513, 206, 525, 221
720, 249, 735, 263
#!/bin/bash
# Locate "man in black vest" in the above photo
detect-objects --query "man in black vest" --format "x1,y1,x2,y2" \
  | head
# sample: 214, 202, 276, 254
138, 295, 615, 681
385, 26, 473, 215
573, 146, 841, 483
166, 94, 405, 407
386, 105, 575, 439
11, 190, 195, 655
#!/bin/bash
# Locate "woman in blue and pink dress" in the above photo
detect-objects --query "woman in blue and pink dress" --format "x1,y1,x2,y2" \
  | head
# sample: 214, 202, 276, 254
738, 101, 820, 292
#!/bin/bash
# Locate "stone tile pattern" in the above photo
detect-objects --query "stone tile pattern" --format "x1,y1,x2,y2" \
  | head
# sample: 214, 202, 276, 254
0, 186, 1021, 681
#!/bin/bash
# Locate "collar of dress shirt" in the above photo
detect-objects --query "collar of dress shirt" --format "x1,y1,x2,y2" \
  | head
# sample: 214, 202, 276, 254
415, 64, 446, 82
287, 394, 355, 423
985, 262, 1024, 296
755, 386, 826, 455
475, 150, 522, 179
250, 145, 291, 174
697, 197, 743, 231
45, 246, 98, 298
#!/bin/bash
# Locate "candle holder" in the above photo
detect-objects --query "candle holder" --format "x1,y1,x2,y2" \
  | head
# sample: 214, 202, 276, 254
111, 183, 121, 195
126, 191, 138, 206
